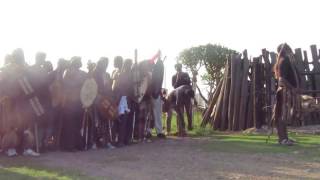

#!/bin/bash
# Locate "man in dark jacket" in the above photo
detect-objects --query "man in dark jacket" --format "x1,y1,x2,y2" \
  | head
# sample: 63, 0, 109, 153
172, 63, 191, 89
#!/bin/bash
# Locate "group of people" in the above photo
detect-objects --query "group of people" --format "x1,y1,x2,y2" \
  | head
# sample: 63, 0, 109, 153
0, 42, 301, 160
0, 48, 197, 157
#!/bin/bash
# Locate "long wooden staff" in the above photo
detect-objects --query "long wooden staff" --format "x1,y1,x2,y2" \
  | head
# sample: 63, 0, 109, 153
34, 123, 39, 153
131, 49, 138, 141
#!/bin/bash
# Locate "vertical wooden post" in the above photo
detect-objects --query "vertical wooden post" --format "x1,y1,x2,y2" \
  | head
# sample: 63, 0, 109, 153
310, 45, 320, 97
262, 49, 272, 130
220, 59, 231, 130
269, 52, 277, 112
246, 62, 254, 129
252, 57, 264, 129
238, 50, 250, 130
294, 48, 307, 90
310, 45, 320, 125
227, 54, 237, 130
231, 55, 242, 131
303, 50, 311, 90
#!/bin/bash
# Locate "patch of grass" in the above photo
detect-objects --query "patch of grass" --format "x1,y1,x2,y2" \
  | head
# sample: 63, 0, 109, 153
201, 132, 320, 161
0, 158, 102, 180
161, 110, 320, 161
161, 110, 211, 136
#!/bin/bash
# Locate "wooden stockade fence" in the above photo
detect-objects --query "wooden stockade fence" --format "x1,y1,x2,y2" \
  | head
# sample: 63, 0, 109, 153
201, 44, 320, 131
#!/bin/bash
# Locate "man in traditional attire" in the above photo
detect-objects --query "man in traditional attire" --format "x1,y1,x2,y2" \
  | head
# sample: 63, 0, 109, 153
273, 43, 300, 146
134, 60, 154, 141
150, 56, 166, 139
48, 58, 69, 149
92, 57, 115, 149
28, 52, 54, 152
111, 59, 133, 146
1, 49, 39, 156
111, 56, 123, 143
60, 57, 87, 151
115, 59, 134, 146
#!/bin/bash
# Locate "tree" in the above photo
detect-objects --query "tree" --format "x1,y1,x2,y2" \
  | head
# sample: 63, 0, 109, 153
178, 44, 237, 103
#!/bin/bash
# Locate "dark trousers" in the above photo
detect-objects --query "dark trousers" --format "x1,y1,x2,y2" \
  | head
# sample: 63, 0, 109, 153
125, 110, 134, 144
276, 120, 288, 142
136, 108, 147, 140
60, 104, 84, 151
117, 114, 128, 145
166, 109, 173, 133
92, 107, 113, 147
175, 101, 193, 132
275, 92, 289, 142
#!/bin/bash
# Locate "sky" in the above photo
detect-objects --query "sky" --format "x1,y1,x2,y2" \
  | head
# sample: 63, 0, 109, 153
0, 0, 319, 90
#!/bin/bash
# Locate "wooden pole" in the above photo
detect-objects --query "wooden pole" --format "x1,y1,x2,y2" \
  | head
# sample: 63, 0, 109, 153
238, 51, 250, 130
246, 68, 254, 129
310, 45, 320, 97
228, 54, 237, 130
262, 49, 272, 130
231, 55, 242, 131
200, 80, 223, 127
220, 59, 231, 130
252, 57, 264, 129
294, 48, 307, 89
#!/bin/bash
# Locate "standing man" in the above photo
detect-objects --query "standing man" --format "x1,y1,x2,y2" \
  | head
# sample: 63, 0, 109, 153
60, 57, 87, 151
111, 56, 123, 144
1, 49, 40, 156
93, 57, 115, 149
273, 43, 300, 146
172, 63, 191, 89
113, 59, 133, 147
48, 58, 69, 149
150, 55, 166, 139
28, 52, 52, 152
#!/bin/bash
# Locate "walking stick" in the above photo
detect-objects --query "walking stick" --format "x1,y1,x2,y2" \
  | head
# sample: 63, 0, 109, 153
34, 122, 39, 153
131, 108, 136, 142
81, 108, 89, 150
108, 119, 113, 144
143, 105, 152, 141
85, 111, 89, 150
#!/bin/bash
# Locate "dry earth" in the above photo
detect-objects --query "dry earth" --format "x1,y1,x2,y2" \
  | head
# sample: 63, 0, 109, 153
9, 136, 320, 180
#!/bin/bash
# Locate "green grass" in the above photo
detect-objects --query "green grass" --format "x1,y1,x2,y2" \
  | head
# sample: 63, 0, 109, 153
161, 110, 216, 136
163, 110, 320, 161
201, 133, 320, 161
0, 158, 101, 180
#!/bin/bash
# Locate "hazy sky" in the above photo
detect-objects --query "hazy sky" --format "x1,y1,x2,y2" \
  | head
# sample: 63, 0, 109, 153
0, 0, 319, 89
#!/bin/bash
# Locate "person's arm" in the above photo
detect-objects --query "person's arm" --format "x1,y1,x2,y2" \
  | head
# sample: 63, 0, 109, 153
47, 71, 57, 85
279, 58, 294, 89
184, 72, 191, 85
172, 74, 176, 88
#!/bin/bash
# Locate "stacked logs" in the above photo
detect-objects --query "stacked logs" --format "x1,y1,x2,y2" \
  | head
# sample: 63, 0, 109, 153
202, 45, 320, 131
201, 51, 253, 131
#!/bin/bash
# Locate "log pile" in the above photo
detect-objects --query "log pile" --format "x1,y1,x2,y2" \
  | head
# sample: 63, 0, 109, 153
202, 45, 320, 131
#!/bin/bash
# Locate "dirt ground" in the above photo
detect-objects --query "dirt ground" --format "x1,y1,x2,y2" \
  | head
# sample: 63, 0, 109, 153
14, 136, 319, 180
